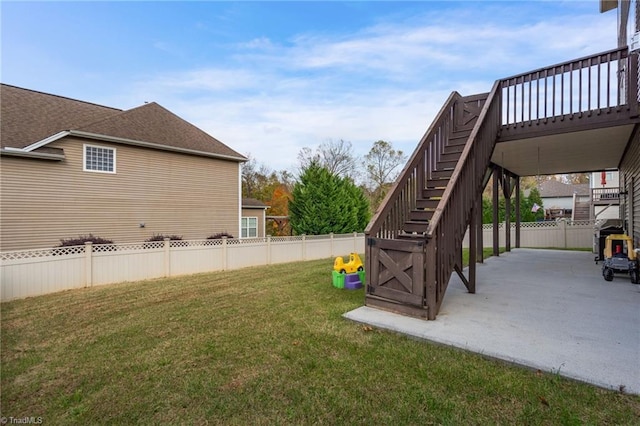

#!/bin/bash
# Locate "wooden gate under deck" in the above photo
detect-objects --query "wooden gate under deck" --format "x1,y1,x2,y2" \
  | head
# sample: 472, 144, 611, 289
366, 237, 428, 318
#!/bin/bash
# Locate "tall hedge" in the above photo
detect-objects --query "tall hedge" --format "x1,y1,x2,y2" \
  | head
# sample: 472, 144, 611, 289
289, 163, 370, 235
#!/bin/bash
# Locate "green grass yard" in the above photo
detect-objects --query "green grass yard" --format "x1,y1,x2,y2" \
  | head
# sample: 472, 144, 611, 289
1, 253, 639, 424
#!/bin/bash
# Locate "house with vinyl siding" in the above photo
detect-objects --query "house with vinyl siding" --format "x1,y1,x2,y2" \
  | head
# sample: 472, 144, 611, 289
0, 84, 247, 251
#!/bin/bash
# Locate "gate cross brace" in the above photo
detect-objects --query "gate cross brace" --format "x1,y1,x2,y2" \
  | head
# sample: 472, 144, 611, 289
378, 250, 414, 291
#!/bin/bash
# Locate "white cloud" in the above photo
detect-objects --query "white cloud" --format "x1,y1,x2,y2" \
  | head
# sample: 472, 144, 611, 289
117, 4, 617, 173
236, 37, 276, 50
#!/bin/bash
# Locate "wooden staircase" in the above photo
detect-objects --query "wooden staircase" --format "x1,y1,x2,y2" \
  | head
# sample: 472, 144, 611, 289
400, 130, 469, 238
363, 46, 636, 321
573, 202, 591, 221
364, 87, 501, 320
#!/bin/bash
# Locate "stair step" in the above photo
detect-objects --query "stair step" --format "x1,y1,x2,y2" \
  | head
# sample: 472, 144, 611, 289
430, 169, 454, 179
416, 199, 439, 210
409, 209, 435, 221
436, 159, 458, 169
397, 232, 427, 240
450, 129, 472, 138
422, 187, 445, 199
414, 198, 439, 209
427, 177, 451, 188
443, 144, 465, 155
447, 134, 469, 146
403, 220, 429, 233
439, 151, 462, 162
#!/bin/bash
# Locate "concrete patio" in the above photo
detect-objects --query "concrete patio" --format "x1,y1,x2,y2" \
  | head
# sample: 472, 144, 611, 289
345, 248, 640, 394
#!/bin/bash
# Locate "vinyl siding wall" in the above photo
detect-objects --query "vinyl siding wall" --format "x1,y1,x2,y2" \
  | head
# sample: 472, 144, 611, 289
619, 133, 640, 245
1, 137, 241, 251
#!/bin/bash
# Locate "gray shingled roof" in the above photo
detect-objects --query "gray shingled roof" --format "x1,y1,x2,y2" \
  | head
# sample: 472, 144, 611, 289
242, 198, 269, 208
1, 84, 119, 149
538, 180, 590, 197
1, 84, 246, 161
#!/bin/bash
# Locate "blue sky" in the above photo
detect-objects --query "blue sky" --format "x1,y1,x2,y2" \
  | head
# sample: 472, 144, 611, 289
1, 1, 619, 173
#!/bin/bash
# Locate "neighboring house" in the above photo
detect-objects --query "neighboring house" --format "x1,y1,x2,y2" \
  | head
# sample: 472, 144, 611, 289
590, 170, 621, 220
537, 180, 590, 220
0, 84, 247, 251
241, 198, 269, 238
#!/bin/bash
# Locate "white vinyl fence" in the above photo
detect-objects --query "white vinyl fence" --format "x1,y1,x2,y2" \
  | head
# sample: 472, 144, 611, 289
1, 233, 365, 302
462, 219, 596, 250
1, 220, 597, 302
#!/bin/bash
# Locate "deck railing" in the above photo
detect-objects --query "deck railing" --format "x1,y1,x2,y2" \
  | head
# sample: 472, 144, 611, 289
501, 47, 633, 128
367, 47, 633, 240
365, 91, 461, 239
592, 187, 620, 203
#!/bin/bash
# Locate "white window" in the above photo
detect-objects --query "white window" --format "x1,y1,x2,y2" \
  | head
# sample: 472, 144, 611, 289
241, 217, 258, 238
84, 144, 116, 173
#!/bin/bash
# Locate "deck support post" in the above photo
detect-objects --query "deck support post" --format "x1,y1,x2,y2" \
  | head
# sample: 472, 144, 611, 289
492, 166, 501, 256
468, 198, 477, 293
502, 172, 512, 252
515, 177, 521, 248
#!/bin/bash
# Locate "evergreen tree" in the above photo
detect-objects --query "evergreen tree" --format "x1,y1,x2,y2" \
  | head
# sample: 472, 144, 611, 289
482, 188, 544, 223
289, 163, 371, 235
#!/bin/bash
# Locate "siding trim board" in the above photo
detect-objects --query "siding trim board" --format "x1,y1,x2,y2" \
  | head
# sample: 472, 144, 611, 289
0, 150, 65, 161
238, 167, 242, 238
18, 131, 71, 151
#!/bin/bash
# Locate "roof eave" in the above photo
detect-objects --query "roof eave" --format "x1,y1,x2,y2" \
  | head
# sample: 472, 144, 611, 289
19, 130, 247, 162
0, 149, 66, 161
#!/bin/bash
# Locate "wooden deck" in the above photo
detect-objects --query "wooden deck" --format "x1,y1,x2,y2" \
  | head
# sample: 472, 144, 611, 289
499, 47, 637, 142
365, 46, 639, 320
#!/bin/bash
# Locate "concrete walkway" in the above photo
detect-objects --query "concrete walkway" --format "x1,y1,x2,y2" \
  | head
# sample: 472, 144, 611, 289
344, 249, 640, 394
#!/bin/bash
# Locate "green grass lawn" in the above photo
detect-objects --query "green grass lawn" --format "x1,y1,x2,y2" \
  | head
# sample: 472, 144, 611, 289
2, 253, 639, 425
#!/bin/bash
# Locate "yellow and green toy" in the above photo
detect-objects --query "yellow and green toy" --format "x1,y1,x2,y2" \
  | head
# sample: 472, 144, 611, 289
332, 253, 365, 290
333, 252, 364, 274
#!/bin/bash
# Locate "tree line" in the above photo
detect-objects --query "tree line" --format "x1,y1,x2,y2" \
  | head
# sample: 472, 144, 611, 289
242, 139, 406, 236
243, 139, 588, 236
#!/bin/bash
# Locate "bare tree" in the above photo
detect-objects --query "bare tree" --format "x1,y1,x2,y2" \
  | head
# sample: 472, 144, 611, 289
296, 147, 320, 174
296, 139, 356, 179
242, 154, 284, 199
563, 173, 590, 184
364, 140, 407, 209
